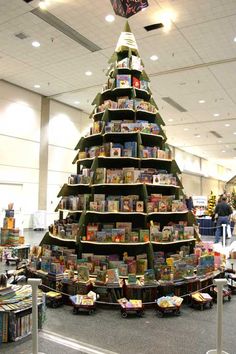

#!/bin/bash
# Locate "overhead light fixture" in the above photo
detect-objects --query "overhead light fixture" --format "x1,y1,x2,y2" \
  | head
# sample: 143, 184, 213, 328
234, 37, 236, 42
32, 41, 40, 47
218, 140, 222, 143
168, 118, 173, 122
198, 100, 205, 104
233, 132, 236, 135
74, 101, 80, 105
213, 113, 220, 117
183, 128, 189, 131
105, 14, 115, 22
225, 123, 230, 127
222, 150, 226, 153
160, 10, 176, 32
85, 71, 92, 76
150, 55, 159, 61
195, 134, 201, 138
34, 84, 40, 88
39, 0, 47, 10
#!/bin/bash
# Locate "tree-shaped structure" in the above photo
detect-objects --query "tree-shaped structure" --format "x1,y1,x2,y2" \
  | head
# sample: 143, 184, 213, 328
41, 22, 196, 282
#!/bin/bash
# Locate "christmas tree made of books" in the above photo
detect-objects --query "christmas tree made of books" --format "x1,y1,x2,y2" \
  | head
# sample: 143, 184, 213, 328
42, 22, 196, 279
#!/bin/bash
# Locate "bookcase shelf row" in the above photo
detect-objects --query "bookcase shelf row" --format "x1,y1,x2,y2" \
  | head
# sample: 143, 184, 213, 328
75, 131, 165, 152
100, 87, 151, 101
80, 239, 195, 246
57, 210, 189, 219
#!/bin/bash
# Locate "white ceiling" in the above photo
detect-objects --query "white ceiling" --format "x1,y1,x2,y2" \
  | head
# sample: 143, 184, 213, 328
0, 0, 236, 170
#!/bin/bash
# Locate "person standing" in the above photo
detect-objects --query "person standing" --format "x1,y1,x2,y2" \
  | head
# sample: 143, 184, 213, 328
214, 196, 233, 243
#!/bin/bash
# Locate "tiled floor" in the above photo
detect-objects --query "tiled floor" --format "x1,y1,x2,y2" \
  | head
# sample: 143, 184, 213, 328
1, 229, 236, 354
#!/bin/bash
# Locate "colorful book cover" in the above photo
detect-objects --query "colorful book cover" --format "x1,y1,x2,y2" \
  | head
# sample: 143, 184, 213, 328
107, 268, 120, 284
112, 228, 126, 242
123, 167, 135, 183
107, 200, 119, 212
132, 77, 140, 88
110, 147, 121, 157
77, 265, 90, 283
116, 74, 131, 88
94, 168, 106, 184
106, 169, 123, 183
139, 229, 149, 242
144, 269, 156, 284
136, 201, 144, 212
140, 80, 149, 91
128, 273, 137, 284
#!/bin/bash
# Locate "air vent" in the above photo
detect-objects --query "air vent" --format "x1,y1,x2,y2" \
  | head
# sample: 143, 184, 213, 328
144, 23, 164, 31
31, 8, 101, 52
162, 97, 187, 112
209, 131, 223, 138
15, 32, 28, 39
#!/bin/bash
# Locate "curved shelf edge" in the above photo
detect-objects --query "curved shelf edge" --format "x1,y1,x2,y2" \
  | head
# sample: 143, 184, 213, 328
151, 238, 196, 245
80, 241, 150, 245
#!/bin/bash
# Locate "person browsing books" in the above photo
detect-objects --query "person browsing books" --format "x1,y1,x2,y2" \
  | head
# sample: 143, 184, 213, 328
214, 196, 233, 243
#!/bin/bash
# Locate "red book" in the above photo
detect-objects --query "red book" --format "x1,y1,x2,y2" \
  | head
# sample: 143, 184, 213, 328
132, 77, 140, 88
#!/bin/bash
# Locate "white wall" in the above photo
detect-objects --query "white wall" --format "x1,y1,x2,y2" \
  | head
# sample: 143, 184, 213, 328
0, 81, 90, 227
48, 100, 90, 212
0, 81, 41, 228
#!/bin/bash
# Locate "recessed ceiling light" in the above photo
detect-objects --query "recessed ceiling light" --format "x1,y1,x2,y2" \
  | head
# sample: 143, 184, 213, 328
222, 150, 226, 153
225, 123, 230, 127
183, 128, 189, 131
218, 140, 222, 143
233, 132, 236, 135
39, 0, 47, 10
74, 101, 80, 104
32, 41, 40, 47
85, 71, 92, 76
150, 55, 159, 61
168, 118, 173, 122
213, 113, 220, 117
234, 37, 236, 42
34, 84, 40, 88
105, 14, 115, 23
198, 100, 205, 104
195, 134, 201, 138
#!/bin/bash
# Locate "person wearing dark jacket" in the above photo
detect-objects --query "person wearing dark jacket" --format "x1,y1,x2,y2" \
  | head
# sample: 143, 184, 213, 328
214, 196, 233, 243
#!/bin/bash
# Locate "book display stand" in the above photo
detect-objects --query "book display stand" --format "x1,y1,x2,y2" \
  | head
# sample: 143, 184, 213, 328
37, 22, 203, 305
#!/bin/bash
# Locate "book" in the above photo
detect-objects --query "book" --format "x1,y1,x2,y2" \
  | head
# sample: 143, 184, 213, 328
131, 55, 142, 71
140, 80, 149, 91
128, 274, 137, 284
112, 228, 126, 242
123, 167, 134, 183
116, 74, 131, 88
117, 57, 129, 68
139, 229, 149, 242
106, 169, 123, 183
95, 270, 107, 285
107, 268, 120, 284
136, 201, 144, 212
94, 168, 106, 184
110, 147, 121, 157
86, 224, 99, 241
132, 77, 140, 88
107, 200, 119, 212
77, 266, 90, 283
